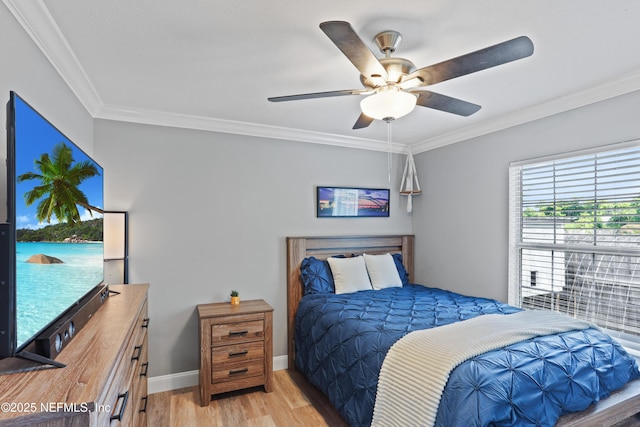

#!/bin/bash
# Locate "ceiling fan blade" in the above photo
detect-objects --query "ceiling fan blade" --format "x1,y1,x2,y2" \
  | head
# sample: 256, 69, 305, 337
407, 36, 534, 86
268, 89, 368, 102
320, 21, 388, 86
353, 113, 374, 129
413, 90, 481, 116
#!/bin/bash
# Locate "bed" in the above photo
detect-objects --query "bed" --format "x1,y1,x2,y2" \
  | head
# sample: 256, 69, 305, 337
286, 235, 640, 426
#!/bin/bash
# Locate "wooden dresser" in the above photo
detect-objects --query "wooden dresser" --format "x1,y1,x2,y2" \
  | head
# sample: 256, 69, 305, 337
0, 284, 149, 427
198, 299, 273, 406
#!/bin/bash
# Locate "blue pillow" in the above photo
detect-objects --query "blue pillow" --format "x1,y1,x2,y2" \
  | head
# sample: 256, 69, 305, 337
392, 253, 410, 286
300, 257, 335, 295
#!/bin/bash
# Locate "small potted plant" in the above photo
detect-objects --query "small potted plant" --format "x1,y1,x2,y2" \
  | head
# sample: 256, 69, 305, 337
230, 290, 240, 305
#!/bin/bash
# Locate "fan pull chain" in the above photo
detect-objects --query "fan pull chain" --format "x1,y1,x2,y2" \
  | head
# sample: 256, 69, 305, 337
387, 120, 392, 182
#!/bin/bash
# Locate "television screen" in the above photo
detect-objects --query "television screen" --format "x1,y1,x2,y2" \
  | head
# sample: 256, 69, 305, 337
10, 93, 104, 352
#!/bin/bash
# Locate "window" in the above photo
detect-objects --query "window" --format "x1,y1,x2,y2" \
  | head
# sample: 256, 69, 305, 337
509, 141, 640, 350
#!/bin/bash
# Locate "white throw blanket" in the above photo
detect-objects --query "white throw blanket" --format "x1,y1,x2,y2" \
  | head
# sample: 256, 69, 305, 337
371, 310, 595, 427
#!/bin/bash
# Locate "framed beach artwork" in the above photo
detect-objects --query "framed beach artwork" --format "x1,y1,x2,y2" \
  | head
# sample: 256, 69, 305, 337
316, 186, 390, 218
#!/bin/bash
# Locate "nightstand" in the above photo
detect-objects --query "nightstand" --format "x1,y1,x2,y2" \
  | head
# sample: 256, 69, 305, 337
197, 299, 273, 406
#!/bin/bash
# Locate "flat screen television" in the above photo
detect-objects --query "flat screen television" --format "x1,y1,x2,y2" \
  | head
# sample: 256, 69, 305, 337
1, 91, 108, 371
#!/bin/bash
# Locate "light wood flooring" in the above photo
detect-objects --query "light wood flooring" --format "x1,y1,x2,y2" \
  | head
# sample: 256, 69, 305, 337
147, 370, 348, 427
148, 370, 640, 427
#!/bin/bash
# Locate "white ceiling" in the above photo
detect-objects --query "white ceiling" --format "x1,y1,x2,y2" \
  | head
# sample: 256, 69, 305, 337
6, 0, 640, 153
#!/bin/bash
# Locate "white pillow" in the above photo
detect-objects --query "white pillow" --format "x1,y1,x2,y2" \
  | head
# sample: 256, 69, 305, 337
327, 256, 373, 294
363, 253, 403, 290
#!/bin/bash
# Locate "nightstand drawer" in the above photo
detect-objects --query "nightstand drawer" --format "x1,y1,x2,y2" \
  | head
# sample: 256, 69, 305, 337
212, 358, 264, 383
212, 341, 264, 364
211, 320, 264, 345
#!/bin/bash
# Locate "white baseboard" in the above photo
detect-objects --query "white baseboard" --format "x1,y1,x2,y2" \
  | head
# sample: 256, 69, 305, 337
148, 369, 199, 395
148, 355, 288, 395
272, 354, 288, 371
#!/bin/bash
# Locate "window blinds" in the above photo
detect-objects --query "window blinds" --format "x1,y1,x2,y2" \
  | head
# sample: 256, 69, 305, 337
509, 141, 640, 342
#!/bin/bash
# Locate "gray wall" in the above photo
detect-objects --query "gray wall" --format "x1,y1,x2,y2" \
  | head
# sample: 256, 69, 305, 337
93, 119, 413, 377
412, 89, 640, 303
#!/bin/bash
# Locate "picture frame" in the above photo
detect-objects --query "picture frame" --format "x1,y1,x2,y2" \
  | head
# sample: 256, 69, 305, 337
316, 186, 390, 218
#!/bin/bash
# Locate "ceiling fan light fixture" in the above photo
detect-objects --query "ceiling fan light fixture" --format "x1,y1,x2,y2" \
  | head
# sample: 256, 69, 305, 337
360, 88, 417, 121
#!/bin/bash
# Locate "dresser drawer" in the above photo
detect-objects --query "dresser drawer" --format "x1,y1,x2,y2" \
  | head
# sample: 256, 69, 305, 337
212, 340, 263, 364
212, 358, 264, 384
210, 319, 264, 345
97, 292, 149, 426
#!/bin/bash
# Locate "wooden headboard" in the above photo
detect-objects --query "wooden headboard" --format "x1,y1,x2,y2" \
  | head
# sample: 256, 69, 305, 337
286, 235, 414, 370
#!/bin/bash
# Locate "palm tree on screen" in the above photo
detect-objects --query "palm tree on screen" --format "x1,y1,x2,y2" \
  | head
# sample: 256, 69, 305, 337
17, 142, 103, 224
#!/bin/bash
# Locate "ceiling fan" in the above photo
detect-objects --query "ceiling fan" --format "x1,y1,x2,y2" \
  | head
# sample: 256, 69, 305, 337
268, 21, 534, 129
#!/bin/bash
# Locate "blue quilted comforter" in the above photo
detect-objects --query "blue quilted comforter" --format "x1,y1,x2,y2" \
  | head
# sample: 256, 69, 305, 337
295, 284, 640, 426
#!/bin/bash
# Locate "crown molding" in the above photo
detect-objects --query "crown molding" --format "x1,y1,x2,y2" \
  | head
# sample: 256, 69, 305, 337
412, 69, 640, 154
96, 104, 410, 154
3, 0, 103, 116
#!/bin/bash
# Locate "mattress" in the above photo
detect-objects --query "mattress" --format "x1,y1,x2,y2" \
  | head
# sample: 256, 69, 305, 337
294, 284, 640, 426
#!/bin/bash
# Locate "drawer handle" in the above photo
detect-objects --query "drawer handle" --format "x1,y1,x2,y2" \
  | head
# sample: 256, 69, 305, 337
229, 330, 248, 337
110, 391, 129, 422
229, 367, 249, 375
139, 395, 148, 414
140, 362, 149, 377
229, 350, 249, 357
142, 318, 150, 329
132, 344, 143, 361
